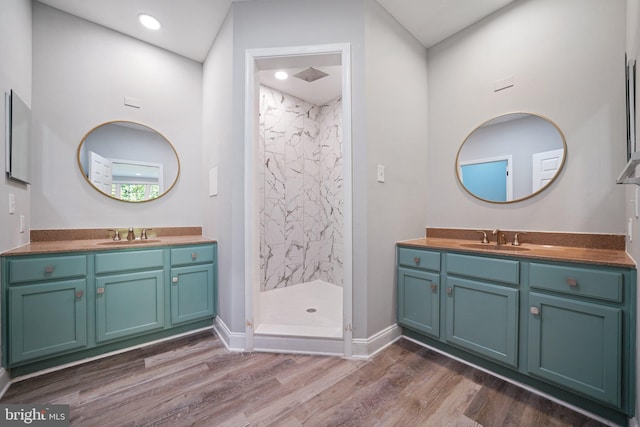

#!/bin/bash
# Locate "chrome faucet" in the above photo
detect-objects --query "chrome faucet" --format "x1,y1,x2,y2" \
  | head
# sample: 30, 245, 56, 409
492, 229, 507, 245
108, 229, 121, 241
140, 228, 153, 239
127, 227, 135, 241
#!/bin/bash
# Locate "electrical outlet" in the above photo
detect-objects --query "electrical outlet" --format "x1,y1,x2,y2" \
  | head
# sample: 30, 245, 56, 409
628, 217, 633, 242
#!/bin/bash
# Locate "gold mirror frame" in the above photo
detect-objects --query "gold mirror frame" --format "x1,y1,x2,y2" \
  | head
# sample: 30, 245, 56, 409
77, 121, 180, 203
455, 112, 567, 204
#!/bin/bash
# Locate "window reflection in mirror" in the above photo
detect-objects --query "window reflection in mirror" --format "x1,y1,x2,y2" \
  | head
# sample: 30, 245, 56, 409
455, 113, 566, 203
78, 121, 179, 202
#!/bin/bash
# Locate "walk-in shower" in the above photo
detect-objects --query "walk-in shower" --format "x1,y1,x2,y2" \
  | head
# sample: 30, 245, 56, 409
245, 46, 353, 355
255, 74, 343, 339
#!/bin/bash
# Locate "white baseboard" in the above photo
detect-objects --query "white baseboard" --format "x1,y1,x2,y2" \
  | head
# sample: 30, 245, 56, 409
0, 368, 10, 399
214, 317, 401, 359
254, 334, 343, 356
213, 316, 245, 352
351, 324, 402, 359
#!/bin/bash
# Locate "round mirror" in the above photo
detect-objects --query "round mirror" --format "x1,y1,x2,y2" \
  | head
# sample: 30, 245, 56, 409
455, 113, 566, 203
77, 121, 180, 202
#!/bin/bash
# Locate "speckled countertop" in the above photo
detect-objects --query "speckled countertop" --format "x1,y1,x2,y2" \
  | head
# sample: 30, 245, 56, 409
398, 228, 635, 268
1, 227, 216, 256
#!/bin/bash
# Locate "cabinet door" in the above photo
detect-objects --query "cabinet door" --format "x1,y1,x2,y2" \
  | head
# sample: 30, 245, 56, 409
528, 292, 622, 407
9, 280, 87, 364
95, 270, 164, 343
170, 264, 215, 325
398, 267, 440, 338
445, 277, 519, 367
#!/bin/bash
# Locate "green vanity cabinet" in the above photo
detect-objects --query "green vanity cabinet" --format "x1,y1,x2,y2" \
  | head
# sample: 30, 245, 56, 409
95, 249, 165, 343
170, 245, 217, 325
396, 244, 636, 424
527, 262, 627, 408
398, 268, 440, 338
1, 241, 217, 376
445, 277, 519, 367
3, 254, 88, 365
397, 248, 441, 338
445, 253, 520, 367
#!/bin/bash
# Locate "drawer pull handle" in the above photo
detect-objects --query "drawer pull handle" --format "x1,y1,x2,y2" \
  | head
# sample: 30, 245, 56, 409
191, 253, 198, 260
530, 306, 540, 315
430, 284, 437, 292
44, 265, 55, 274
97, 287, 105, 294
75, 291, 83, 298
172, 277, 178, 284
413, 257, 421, 265
446, 287, 452, 296
566, 278, 577, 287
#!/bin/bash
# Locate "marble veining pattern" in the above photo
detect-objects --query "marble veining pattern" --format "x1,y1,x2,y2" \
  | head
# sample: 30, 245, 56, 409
259, 86, 343, 291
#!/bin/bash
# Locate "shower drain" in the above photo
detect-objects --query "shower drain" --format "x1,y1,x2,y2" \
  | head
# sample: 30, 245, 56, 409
306, 308, 317, 313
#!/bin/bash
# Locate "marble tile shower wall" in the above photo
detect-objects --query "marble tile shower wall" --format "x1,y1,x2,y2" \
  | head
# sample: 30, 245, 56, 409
259, 85, 343, 291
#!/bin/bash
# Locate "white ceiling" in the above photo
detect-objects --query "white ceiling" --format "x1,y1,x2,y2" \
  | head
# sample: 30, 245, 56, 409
35, 0, 516, 102
376, 0, 516, 48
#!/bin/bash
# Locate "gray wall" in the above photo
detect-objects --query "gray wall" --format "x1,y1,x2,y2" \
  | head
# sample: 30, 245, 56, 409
202, 9, 238, 332
427, 0, 626, 233
0, 0, 31, 253
364, 0, 429, 337
202, 0, 431, 340
31, 3, 203, 229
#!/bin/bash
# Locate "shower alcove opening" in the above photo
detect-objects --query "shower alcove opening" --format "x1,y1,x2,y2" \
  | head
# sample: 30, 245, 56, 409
245, 46, 353, 355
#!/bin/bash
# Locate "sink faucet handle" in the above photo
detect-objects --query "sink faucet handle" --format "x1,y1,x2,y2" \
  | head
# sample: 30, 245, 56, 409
108, 229, 121, 241
476, 230, 489, 244
512, 232, 527, 246
140, 228, 153, 239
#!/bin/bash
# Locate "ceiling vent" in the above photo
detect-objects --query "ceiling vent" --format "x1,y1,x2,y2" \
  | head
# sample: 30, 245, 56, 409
293, 67, 329, 83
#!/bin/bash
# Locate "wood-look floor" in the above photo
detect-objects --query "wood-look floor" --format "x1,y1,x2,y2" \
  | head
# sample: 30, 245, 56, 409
1, 331, 606, 426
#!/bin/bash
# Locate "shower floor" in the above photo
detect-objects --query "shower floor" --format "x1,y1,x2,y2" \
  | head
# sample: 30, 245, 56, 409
255, 280, 343, 338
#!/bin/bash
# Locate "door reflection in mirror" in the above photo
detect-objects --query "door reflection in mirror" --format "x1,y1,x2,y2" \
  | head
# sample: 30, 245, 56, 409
456, 113, 566, 203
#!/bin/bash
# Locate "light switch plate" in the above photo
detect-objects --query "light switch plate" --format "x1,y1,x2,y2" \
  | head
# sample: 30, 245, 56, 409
8, 193, 15, 214
377, 165, 385, 183
209, 167, 218, 196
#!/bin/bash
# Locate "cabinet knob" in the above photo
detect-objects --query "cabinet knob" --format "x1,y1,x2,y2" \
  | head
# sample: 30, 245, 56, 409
172, 277, 178, 283
566, 278, 577, 287
530, 306, 540, 315
191, 253, 198, 260
430, 284, 437, 292
75, 291, 83, 298
44, 265, 55, 274
97, 287, 105, 294
446, 287, 452, 296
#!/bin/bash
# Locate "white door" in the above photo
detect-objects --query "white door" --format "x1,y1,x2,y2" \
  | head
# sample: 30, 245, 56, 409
532, 149, 563, 192
89, 151, 113, 195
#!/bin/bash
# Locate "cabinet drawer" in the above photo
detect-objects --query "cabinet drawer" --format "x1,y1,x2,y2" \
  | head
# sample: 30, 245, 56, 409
171, 245, 215, 266
397, 247, 440, 271
447, 253, 519, 285
8, 255, 87, 284
95, 249, 164, 274
529, 263, 623, 303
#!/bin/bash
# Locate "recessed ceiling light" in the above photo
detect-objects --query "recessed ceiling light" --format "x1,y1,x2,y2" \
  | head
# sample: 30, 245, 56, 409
275, 71, 288, 80
138, 14, 161, 30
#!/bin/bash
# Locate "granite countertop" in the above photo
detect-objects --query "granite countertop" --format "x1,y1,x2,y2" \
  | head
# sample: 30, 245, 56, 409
1, 227, 216, 256
398, 236, 635, 268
